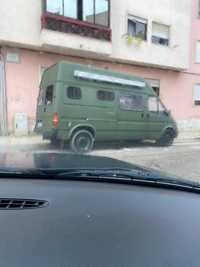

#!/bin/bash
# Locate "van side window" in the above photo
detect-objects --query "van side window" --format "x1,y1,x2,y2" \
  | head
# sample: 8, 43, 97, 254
158, 101, 165, 112
45, 85, 54, 105
97, 90, 115, 101
148, 97, 158, 112
67, 87, 82, 99
120, 95, 144, 111
38, 88, 44, 106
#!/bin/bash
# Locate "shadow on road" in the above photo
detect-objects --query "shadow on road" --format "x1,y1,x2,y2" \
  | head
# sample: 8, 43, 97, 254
0, 140, 158, 153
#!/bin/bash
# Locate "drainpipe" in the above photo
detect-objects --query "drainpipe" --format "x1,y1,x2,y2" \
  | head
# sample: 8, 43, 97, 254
0, 50, 8, 136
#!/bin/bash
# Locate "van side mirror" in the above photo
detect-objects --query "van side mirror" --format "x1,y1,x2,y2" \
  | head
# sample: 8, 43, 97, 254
164, 110, 170, 116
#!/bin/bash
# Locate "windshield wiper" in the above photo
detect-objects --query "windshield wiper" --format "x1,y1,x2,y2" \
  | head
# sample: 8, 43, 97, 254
0, 167, 200, 193
53, 169, 200, 189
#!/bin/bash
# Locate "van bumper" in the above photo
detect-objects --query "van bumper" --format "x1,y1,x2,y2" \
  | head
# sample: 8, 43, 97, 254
43, 129, 70, 141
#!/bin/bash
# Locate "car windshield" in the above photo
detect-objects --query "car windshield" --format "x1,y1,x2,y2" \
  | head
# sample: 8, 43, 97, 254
0, 0, 199, 183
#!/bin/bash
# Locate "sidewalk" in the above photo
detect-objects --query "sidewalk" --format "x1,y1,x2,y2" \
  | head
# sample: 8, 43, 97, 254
0, 135, 200, 146
0, 135, 49, 146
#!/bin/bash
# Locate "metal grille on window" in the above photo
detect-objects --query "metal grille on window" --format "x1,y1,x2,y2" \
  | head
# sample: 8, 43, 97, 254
67, 87, 82, 99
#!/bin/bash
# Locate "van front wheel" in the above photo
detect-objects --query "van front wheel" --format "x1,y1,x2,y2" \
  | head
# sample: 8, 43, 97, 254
70, 130, 94, 154
156, 129, 175, 147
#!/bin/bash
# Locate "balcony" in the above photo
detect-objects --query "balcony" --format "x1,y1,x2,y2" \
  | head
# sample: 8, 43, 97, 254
41, 13, 111, 42
40, 0, 112, 57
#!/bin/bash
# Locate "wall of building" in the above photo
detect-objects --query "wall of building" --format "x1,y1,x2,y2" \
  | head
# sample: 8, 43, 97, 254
111, 0, 191, 70
0, 0, 191, 70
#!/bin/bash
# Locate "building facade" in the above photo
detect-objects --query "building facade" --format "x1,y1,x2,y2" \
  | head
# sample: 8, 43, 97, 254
0, 0, 199, 137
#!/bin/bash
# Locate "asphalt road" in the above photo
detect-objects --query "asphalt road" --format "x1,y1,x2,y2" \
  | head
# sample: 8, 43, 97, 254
91, 141, 200, 181
0, 138, 200, 181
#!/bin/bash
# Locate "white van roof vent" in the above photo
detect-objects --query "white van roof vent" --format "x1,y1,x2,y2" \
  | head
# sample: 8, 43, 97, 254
74, 70, 146, 88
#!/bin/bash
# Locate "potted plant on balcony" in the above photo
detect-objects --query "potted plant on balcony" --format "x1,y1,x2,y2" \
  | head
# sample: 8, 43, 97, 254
122, 33, 143, 46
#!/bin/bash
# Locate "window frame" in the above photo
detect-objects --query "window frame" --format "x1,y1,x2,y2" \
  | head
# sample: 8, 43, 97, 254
151, 22, 170, 47
119, 94, 145, 111
97, 90, 115, 102
193, 84, 200, 106
44, 0, 110, 28
128, 15, 148, 41
45, 85, 54, 105
66, 86, 82, 100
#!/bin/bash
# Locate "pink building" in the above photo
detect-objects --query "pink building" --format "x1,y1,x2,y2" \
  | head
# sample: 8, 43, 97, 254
0, 0, 199, 138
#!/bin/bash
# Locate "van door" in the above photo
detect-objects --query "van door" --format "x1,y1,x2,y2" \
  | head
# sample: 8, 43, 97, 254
117, 93, 148, 140
36, 84, 55, 132
147, 96, 167, 139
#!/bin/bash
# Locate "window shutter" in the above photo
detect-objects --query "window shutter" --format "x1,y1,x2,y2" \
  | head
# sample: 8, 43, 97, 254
128, 15, 147, 24
152, 23, 169, 39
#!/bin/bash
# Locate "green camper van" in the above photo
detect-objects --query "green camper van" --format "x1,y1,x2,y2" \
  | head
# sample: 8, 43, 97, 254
35, 61, 178, 153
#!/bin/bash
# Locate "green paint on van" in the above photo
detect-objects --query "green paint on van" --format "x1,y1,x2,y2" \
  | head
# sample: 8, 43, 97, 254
35, 61, 178, 152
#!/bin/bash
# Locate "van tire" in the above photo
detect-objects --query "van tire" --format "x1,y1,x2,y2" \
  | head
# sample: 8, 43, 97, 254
156, 129, 175, 147
70, 129, 94, 154
50, 137, 60, 148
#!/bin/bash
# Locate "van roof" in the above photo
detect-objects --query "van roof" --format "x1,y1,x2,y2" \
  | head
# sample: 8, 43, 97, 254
43, 61, 155, 94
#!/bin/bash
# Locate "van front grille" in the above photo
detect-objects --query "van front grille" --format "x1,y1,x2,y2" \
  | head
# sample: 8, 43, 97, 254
0, 198, 48, 210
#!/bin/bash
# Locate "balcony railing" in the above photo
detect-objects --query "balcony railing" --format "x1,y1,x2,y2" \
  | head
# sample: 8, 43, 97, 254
41, 13, 112, 41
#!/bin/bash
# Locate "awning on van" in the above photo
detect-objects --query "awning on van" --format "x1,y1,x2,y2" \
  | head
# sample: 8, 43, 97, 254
74, 70, 146, 88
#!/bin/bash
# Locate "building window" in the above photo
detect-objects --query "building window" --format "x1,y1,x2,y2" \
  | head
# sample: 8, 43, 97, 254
198, 0, 200, 17
45, 0, 109, 27
128, 15, 147, 41
46, 0, 63, 15
97, 90, 115, 101
45, 85, 54, 105
146, 79, 160, 96
95, 0, 109, 27
193, 84, 200, 105
120, 95, 145, 111
196, 41, 200, 63
67, 87, 82, 99
63, 0, 77, 18
148, 97, 158, 112
152, 22, 169, 46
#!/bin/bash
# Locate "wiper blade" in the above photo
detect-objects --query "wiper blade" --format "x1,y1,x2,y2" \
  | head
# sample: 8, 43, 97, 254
0, 168, 200, 193
43, 168, 200, 192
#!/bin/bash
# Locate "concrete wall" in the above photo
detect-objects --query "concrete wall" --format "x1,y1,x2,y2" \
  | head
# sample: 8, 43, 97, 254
0, 0, 191, 70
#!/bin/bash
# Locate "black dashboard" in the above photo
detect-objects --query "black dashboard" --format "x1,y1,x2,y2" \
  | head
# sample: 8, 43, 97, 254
0, 177, 199, 267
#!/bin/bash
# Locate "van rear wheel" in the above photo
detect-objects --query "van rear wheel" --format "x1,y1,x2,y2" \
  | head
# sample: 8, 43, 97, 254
156, 129, 175, 147
70, 130, 94, 154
